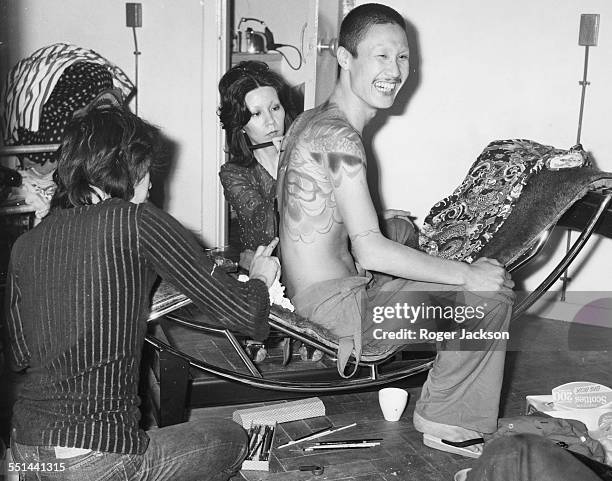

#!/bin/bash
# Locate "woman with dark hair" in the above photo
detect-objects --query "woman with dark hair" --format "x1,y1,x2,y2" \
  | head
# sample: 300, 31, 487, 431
218, 61, 295, 267
5, 106, 280, 480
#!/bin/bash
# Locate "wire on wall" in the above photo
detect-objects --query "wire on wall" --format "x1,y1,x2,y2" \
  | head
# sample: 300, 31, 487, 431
131, 26, 141, 115
270, 44, 303, 70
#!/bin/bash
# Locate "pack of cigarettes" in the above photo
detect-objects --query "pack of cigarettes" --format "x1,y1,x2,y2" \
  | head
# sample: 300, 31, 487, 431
241, 421, 277, 471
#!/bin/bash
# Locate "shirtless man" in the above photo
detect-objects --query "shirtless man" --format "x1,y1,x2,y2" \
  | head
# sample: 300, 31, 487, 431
277, 3, 514, 457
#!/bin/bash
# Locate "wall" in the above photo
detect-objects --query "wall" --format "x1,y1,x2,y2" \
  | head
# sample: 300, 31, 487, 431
3, 0, 213, 240
229, 0, 612, 301
357, 0, 612, 300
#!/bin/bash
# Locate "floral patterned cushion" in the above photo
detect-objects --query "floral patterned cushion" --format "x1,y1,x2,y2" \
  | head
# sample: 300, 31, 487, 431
419, 139, 589, 263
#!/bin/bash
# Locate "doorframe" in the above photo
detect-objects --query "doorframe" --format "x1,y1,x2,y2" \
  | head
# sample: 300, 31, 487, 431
201, 0, 230, 247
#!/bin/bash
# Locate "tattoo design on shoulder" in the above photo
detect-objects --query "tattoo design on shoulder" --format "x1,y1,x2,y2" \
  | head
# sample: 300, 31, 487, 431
278, 115, 367, 243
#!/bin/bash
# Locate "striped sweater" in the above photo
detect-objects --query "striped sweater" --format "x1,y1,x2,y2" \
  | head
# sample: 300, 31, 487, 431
4, 198, 270, 454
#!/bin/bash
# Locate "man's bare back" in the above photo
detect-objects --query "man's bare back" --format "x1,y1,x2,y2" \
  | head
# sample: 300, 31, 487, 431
277, 102, 366, 298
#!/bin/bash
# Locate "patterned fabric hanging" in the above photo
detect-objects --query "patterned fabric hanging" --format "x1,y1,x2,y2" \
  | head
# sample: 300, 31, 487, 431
13, 62, 116, 165
419, 139, 589, 263
1, 43, 134, 164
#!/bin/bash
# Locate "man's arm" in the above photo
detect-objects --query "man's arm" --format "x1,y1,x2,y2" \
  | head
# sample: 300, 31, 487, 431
4, 250, 30, 371
327, 130, 510, 291
138, 204, 272, 340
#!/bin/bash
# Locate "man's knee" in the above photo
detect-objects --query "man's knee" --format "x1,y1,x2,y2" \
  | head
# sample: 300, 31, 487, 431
193, 418, 248, 474
460, 289, 513, 331
200, 418, 248, 448
162, 418, 248, 464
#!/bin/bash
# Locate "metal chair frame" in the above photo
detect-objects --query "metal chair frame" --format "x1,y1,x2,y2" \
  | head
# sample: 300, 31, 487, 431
507, 188, 612, 320
4, 144, 611, 401
145, 312, 435, 393
144, 188, 612, 394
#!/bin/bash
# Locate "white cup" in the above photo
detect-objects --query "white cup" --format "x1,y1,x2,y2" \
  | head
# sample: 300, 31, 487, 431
378, 387, 409, 421
454, 468, 472, 481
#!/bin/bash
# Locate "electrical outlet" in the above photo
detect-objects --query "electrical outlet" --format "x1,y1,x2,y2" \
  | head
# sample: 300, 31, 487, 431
579, 14, 599, 46
126, 3, 142, 28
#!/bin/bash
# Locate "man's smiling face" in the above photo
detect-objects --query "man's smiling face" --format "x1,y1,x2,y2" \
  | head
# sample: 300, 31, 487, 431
346, 22, 410, 111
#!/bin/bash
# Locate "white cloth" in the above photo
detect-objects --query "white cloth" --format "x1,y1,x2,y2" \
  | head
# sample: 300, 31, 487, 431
238, 274, 295, 311
54, 447, 92, 459
16, 167, 56, 219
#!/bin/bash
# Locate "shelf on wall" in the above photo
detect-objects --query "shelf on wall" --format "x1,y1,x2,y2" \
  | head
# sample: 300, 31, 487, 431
231, 52, 282, 72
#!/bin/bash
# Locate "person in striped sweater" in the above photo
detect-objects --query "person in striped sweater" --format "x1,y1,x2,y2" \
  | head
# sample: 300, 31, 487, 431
4, 106, 280, 480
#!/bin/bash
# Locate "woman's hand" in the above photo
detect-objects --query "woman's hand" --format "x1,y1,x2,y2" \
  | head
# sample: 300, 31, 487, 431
239, 249, 255, 271
249, 238, 281, 288
272, 136, 284, 152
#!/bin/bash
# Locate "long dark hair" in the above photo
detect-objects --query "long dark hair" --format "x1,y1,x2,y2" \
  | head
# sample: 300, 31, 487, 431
218, 61, 294, 167
53, 107, 160, 207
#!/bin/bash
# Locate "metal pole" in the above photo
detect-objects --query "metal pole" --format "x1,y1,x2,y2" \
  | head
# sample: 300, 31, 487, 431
561, 44, 591, 301
0, 144, 60, 156
576, 45, 590, 145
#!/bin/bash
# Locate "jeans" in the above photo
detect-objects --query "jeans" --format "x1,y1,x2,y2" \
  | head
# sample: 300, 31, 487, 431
466, 434, 602, 481
10, 418, 248, 481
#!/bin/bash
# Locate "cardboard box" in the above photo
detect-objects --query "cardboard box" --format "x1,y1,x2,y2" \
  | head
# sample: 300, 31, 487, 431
232, 397, 325, 428
241, 421, 277, 472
